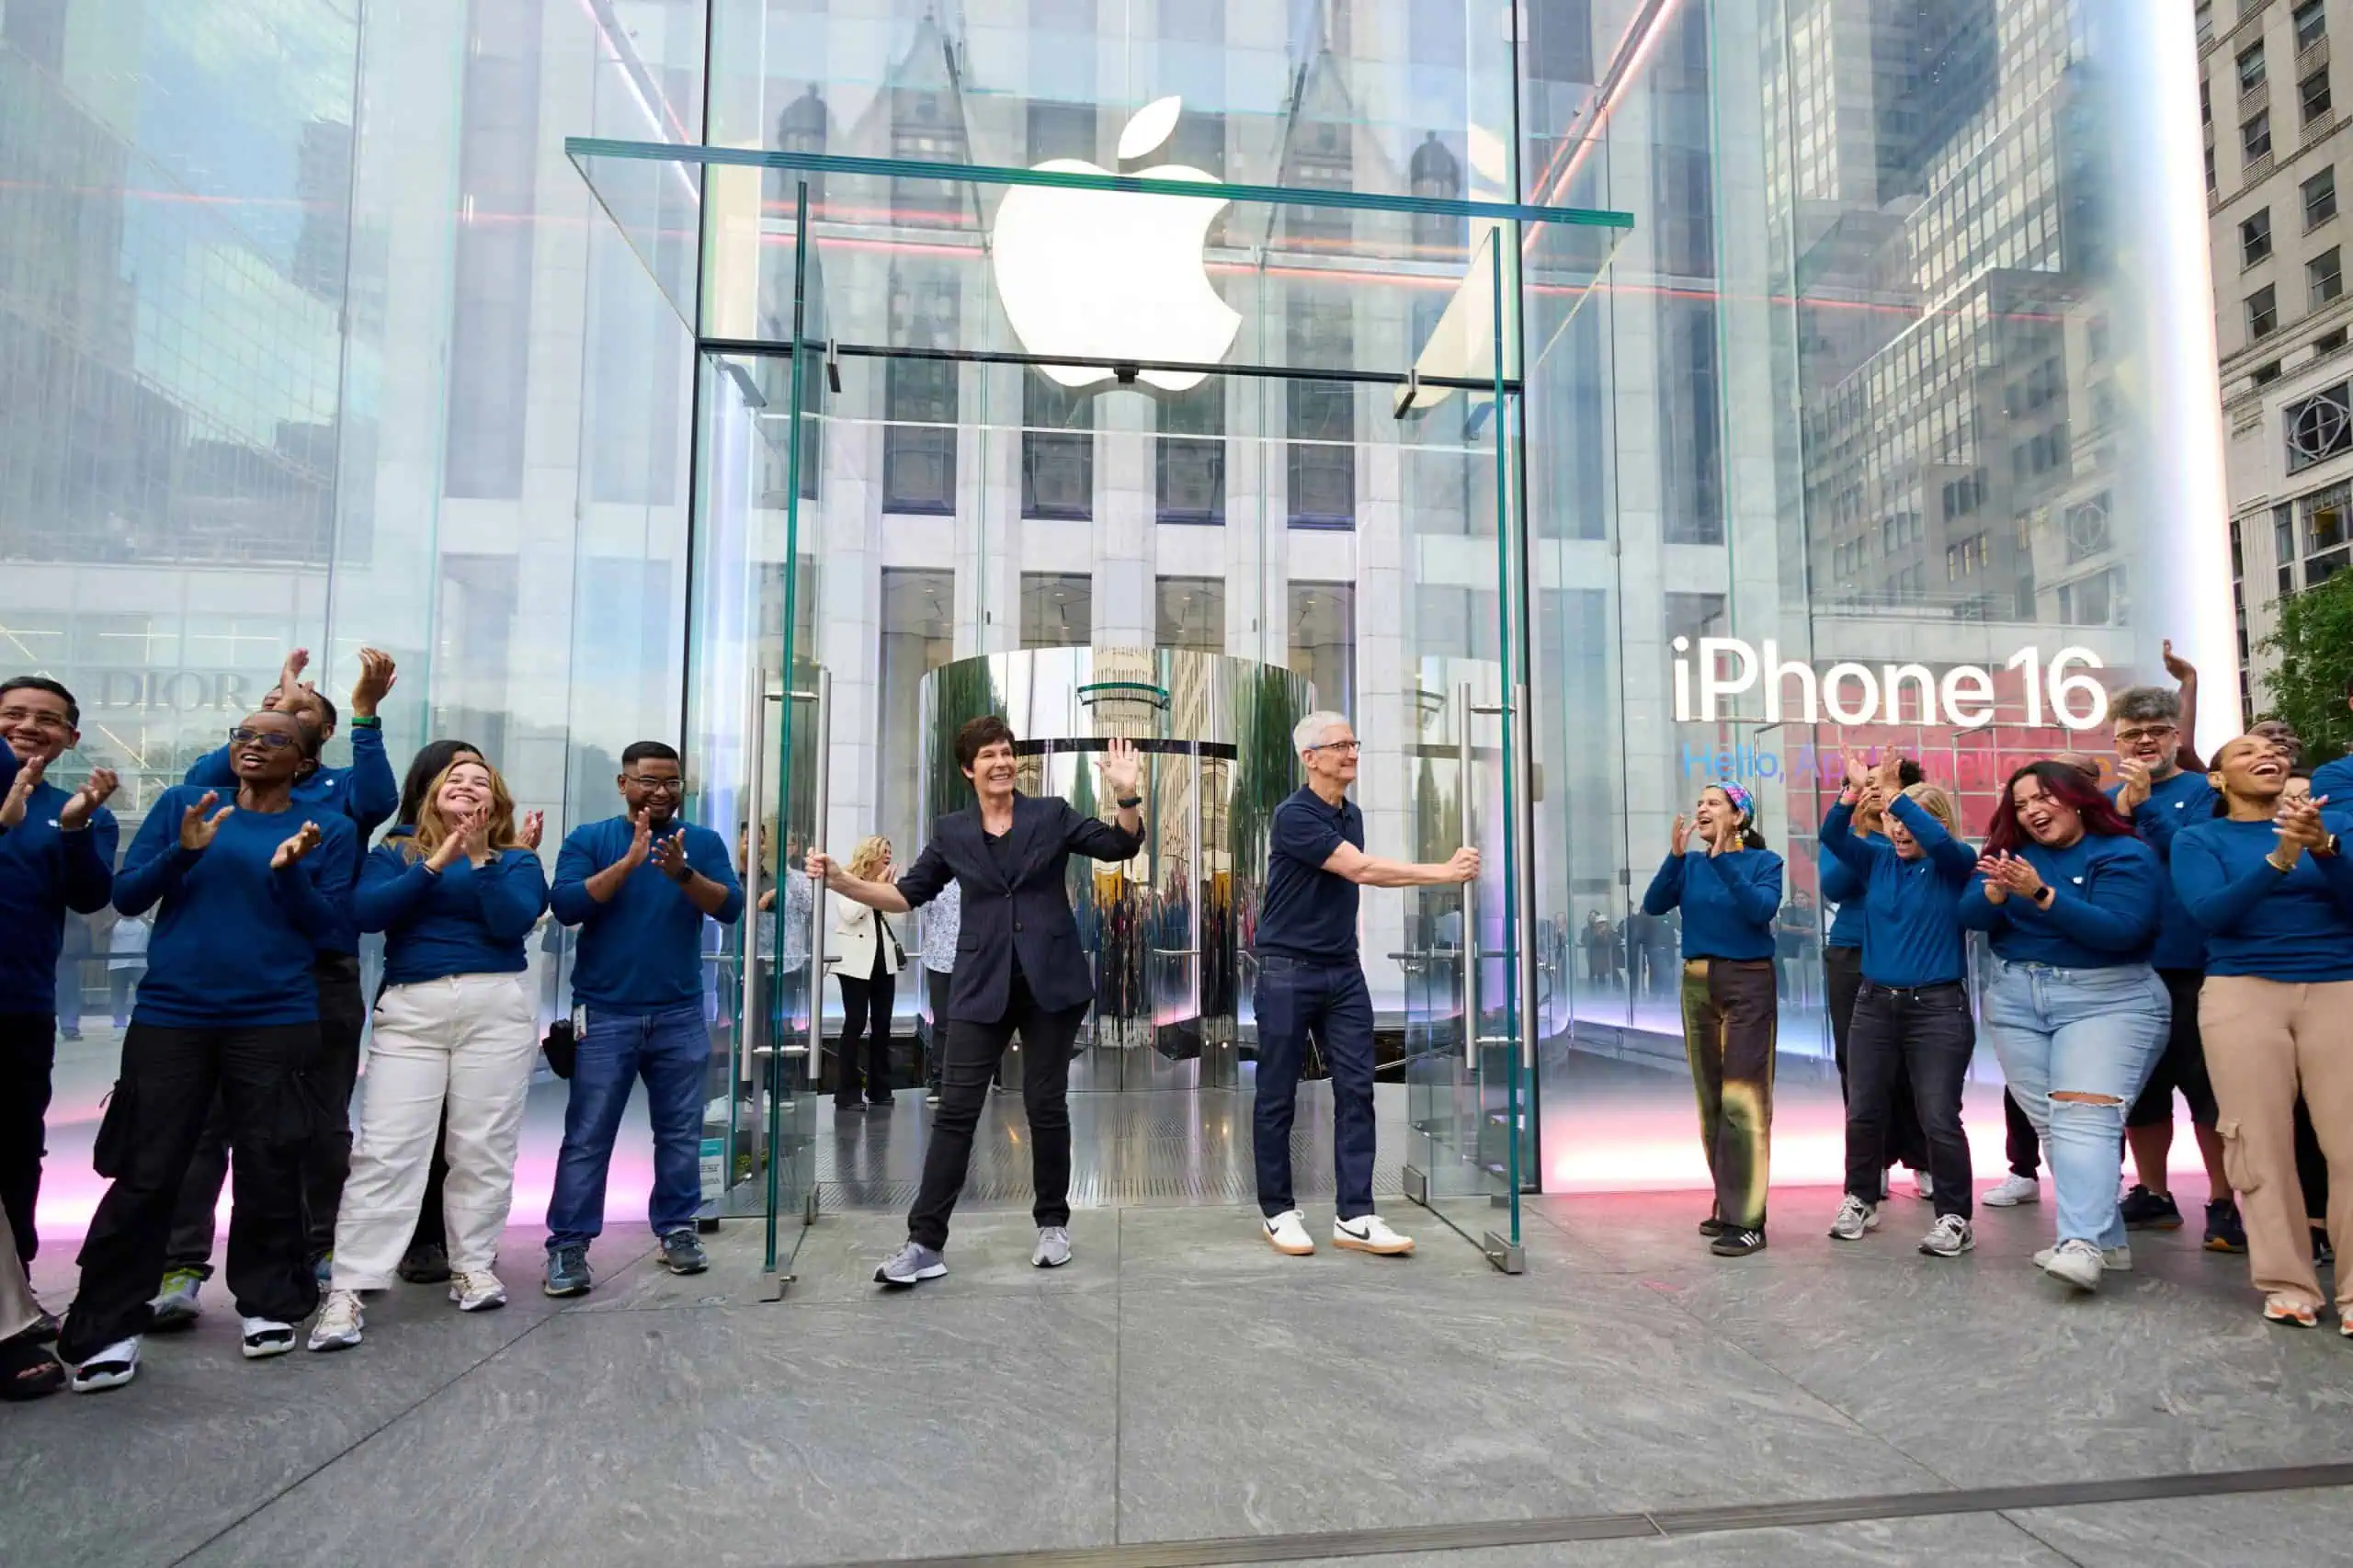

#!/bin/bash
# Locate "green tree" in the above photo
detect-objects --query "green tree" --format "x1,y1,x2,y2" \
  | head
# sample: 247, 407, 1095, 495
2257, 568, 2353, 767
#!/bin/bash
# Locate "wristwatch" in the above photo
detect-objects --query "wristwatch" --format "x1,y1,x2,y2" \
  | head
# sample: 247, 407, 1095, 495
2321, 833, 2344, 858
1116, 795, 1142, 810
350, 714, 381, 729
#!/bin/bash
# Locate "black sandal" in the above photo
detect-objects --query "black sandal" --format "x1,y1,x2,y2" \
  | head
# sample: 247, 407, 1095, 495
0, 1334, 65, 1401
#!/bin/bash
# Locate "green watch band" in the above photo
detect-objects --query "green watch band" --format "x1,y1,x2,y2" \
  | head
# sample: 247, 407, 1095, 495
351, 715, 382, 729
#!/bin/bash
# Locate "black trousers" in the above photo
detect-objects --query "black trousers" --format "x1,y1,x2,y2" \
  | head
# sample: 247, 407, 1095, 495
59, 1022, 321, 1359
2004, 1087, 2040, 1178
1824, 948, 1927, 1174
1843, 982, 1975, 1220
0, 1011, 56, 1267
924, 967, 952, 1089
407, 1119, 452, 1253
165, 953, 367, 1272
906, 971, 1086, 1250
835, 955, 897, 1106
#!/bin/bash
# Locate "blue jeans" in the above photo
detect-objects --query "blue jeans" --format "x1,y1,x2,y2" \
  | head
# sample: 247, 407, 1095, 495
545, 1005, 709, 1251
1983, 960, 2169, 1250
1253, 956, 1377, 1221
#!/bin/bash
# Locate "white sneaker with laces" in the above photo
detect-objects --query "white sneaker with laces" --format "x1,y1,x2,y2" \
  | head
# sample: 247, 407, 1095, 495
449, 1269, 507, 1312
1262, 1210, 1314, 1256
2034, 1241, 2130, 1273
70, 1337, 141, 1392
2039, 1237, 2106, 1292
1828, 1195, 1881, 1241
308, 1290, 364, 1352
1031, 1226, 1073, 1268
241, 1316, 298, 1358
1983, 1174, 2040, 1207
1918, 1214, 1973, 1257
1333, 1213, 1414, 1256
1912, 1171, 1935, 1201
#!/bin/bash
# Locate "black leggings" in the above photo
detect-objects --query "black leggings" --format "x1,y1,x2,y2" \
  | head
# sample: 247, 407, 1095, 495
836, 958, 896, 1105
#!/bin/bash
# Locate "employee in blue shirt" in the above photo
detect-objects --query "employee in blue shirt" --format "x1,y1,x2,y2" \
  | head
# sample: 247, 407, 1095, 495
2170, 734, 2353, 1328
2307, 671, 2353, 802
1960, 761, 2167, 1297
1820, 754, 1977, 1258
0, 677, 119, 1292
1819, 756, 1930, 1200
57, 708, 355, 1392
1251, 710, 1478, 1261
1643, 780, 1785, 1257
542, 741, 743, 1298
2107, 683, 2238, 1250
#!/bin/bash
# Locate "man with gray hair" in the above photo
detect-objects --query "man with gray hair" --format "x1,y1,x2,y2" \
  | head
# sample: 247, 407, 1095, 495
1253, 710, 1479, 1257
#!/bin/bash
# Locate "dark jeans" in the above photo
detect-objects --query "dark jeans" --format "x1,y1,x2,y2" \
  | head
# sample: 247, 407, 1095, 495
545, 1005, 710, 1249
1253, 955, 1377, 1221
0, 1012, 56, 1265
2127, 969, 2217, 1128
1825, 947, 1927, 1174
59, 1022, 320, 1360
1680, 958, 1778, 1231
1843, 982, 1976, 1221
2005, 1088, 2040, 1179
2298, 1096, 2329, 1222
924, 967, 952, 1089
835, 958, 896, 1106
408, 1119, 452, 1253
906, 971, 1085, 1251
165, 953, 367, 1274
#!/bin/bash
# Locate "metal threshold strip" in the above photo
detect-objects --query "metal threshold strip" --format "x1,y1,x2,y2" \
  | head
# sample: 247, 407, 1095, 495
807, 1462, 2353, 1568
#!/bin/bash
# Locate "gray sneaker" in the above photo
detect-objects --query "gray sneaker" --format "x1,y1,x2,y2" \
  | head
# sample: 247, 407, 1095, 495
1032, 1225, 1073, 1268
2033, 1240, 2131, 1273
874, 1240, 948, 1288
660, 1229, 710, 1276
543, 1244, 593, 1298
2038, 1237, 2107, 1292
1918, 1214, 1974, 1257
1828, 1196, 1880, 1242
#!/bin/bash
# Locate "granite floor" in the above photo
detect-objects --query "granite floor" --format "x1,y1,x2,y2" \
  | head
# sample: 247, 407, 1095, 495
7, 1180, 2351, 1568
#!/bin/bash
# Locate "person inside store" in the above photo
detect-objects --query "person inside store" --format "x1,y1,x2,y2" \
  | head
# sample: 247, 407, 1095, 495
107, 907, 149, 1029
917, 869, 961, 1107
1820, 751, 1978, 1258
2169, 735, 2353, 1328
1819, 754, 1931, 1205
154, 646, 400, 1324
2107, 681, 2240, 1252
1960, 761, 2167, 1296
59, 708, 355, 1392
0, 677, 120, 1342
1643, 780, 1785, 1257
827, 835, 905, 1112
810, 719, 1143, 1286
542, 742, 742, 1298
308, 755, 550, 1351
1252, 710, 1478, 1259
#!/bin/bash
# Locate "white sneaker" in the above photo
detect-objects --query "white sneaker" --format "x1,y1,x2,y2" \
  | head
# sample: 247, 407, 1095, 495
1333, 1213, 1414, 1256
241, 1317, 298, 1358
1912, 1171, 1935, 1201
1031, 1226, 1072, 1269
2038, 1237, 2107, 1292
308, 1290, 364, 1352
70, 1337, 141, 1392
1828, 1195, 1881, 1242
2034, 1241, 2131, 1273
1983, 1174, 2040, 1207
449, 1269, 507, 1312
1262, 1210, 1315, 1256
1919, 1214, 1973, 1257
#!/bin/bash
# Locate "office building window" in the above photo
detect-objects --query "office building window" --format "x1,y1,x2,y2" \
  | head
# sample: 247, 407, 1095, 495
2307, 166, 2338, 227
2303, 68, 2334, 123
2241, 40, 2268, 94
1156, 381, 1226, 525
1019, 574, 1092, 649
2298, 0, 2328, 53
2313, 246, 2345, 307
2203, 78, 2213, 124
1288, 582, 1356, 714
881, 274, 959, 515
2255, 358, 2286, 384
1020, 374, 1095, 520
2249, 283, 2279, 338
2244, 208, 2274, 265
2319, 325, 2350, 353
1286, 304, 1358, 528
2245, 109, 2275, 162
2208, 143, 2219, 192
1154, 576, 1224, 653
2310, 480, 2353, 553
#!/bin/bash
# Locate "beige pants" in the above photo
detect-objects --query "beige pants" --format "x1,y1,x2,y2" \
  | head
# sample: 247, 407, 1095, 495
2202, 975, 2353, 1312
0, 1206, 39, 1341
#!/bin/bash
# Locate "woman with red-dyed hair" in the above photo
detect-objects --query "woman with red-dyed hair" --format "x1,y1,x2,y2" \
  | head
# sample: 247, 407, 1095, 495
1959, 761, 2168, 1295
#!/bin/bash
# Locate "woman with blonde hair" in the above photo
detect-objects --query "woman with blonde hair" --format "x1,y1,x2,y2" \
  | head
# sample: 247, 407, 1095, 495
309, 755, 550, 1350
830, 835, 905, 1111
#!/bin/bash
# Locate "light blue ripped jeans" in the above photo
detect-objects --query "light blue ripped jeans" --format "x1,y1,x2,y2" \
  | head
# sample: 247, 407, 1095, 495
1984, 960, 2171, 1251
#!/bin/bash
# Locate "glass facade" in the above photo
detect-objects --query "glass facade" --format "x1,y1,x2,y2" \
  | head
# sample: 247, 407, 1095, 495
5, 1, 2228, 1245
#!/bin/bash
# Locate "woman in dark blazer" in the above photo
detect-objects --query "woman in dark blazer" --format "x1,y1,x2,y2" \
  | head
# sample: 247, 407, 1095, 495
812, 715, 1142, 1287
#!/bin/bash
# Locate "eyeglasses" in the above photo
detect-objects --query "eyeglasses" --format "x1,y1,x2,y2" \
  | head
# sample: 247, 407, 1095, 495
2114, 725, 2177, 743
623, 776, 685, 794
1309, 740, 1363, 754
229, 727, 299, 750
0, 708, 71, 732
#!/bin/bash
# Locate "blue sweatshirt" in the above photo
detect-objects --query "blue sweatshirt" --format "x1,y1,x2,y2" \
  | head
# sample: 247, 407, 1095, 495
1957, 833, 2162, 969
1641, 846, 1784, 961
1821, 848, 1866, 950
2110, 768, 2215, 972
358, 837, 551, 986
2168, 814, 2353, 982
187, 724, 397, 954
113, 785, 358, 1027
0, 775, 119, 1015
1820, 796, 1975, 987
551, 815, 745, 1015
2313, 755, 2353, 807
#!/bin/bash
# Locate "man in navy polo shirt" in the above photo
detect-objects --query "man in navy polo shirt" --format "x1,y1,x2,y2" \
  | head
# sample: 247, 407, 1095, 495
1254, 710, 1478, 1258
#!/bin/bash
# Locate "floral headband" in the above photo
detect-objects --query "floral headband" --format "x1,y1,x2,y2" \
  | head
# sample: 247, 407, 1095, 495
1715, 782, 1754, 820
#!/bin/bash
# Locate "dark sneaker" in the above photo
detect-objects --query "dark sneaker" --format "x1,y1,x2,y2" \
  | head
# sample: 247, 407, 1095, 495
1698, 1216, 1729, 1238
873, 1240, 947, 1288
2203, 1199, 2248, 1254
14, 1306, 60, 1346
543, 1244, 593, 1298
397, 1241, 451, 1284
2119, 1185, 2183, 1231
1710, 1227, 1768, 1257
660, 1229, 710, 1276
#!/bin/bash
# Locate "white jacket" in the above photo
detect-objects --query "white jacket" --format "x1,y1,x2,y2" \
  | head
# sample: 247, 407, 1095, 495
830, 899, 904, 979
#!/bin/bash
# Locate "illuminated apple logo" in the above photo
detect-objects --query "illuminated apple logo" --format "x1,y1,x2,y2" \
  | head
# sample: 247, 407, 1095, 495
989, 97, 1241, 392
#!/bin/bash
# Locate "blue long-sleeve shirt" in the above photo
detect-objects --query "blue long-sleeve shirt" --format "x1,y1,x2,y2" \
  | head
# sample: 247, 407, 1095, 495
2110, 768, 2215, 972
2169, 814, 2353, 982
113, 785, 358, 1027
1957, 833, 2162, 969
2312, 756, 2353, 807
1820, 795, 1975, 986
185, 723, 396, 954
1641, 846, 1784, 961
1821, 849, 1866, 949
0, 775, 119, 1015
551, 815, 745, 1015
358, 838, 551, 986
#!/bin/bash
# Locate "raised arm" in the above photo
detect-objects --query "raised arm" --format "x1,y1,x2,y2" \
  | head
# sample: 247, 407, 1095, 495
355, 844, 436, 933
1641, 852, 1687, 916
1885, 793, 1976, 881
345, 722, 399, 838
815, 851, 915, 915
273, 819, 358, 943
1063, 798, 1146, 864
1817, 800, 1882, 876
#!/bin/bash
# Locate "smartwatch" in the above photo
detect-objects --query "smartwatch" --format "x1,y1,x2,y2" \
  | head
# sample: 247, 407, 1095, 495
351, 714, 382, 730
1116, 795, 1142, 810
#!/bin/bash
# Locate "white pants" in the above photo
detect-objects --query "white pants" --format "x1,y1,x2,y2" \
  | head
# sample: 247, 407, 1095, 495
330, 972, 540, 1289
